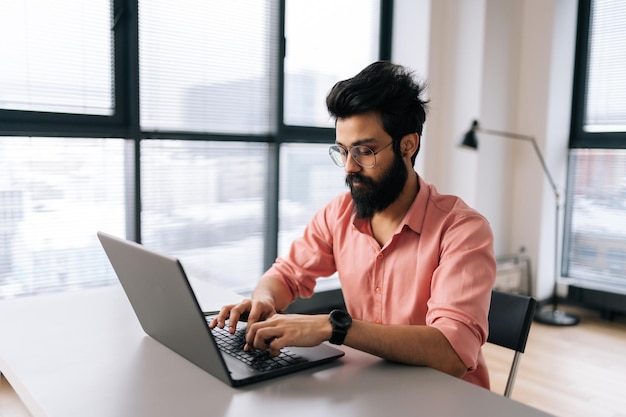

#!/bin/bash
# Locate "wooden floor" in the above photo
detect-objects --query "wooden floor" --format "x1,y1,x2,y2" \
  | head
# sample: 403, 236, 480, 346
2, 304, 625, 417
483, 304, 626, 417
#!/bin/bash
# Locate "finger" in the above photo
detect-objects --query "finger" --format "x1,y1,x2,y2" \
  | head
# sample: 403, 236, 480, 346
247, 304, 276, 326
268, 345, 282, 357
251, 327, 281, 351
210, 305, 233, 329
266, 338, 283, 356
244, 321, 261, 349
227, 300, 252, 334
246, 305, 264, 325
208, 317, 217, 329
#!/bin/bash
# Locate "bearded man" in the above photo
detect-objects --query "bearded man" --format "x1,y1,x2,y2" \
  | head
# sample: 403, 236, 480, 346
211, 61, 496, 389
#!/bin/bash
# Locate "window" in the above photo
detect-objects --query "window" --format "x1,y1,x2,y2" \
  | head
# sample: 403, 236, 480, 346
139, 0, 274, 134
141, 140, 267, 293
0, 0, 388, 299
563, 0, 626, 289
581, 1, 626, 133
0, 137, 126, 297
283, 0, 380, 127
0, 0, 113, 115
278, 143, 347, 291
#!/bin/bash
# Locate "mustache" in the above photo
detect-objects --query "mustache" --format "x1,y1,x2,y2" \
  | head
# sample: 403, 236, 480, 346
346, 173, 374, 187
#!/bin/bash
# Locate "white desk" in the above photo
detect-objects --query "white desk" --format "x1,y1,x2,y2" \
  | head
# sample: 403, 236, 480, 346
0, 284, 553, 417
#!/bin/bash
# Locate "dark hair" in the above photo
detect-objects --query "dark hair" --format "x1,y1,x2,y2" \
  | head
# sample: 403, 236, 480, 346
326, 61, 428, 164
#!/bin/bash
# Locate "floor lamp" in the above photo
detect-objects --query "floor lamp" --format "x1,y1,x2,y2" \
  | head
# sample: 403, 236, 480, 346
461, 120, 579, 326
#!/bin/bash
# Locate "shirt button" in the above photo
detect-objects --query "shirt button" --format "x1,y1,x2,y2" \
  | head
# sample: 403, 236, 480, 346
377, 253, 383, 259
375, 319, 382, 324
375, 287, 382, 294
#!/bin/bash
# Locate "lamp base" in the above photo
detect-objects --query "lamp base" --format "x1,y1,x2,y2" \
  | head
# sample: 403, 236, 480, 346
534, 307, 580, 326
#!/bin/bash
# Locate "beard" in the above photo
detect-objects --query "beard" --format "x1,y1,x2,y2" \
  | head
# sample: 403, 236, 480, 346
346, 151, 408, 219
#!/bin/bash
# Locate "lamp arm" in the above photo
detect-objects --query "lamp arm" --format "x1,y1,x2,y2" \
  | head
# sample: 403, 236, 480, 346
479, 127, 560, 201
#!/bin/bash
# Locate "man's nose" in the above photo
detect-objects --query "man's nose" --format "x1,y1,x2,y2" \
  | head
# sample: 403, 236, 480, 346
343, 152, 361, 173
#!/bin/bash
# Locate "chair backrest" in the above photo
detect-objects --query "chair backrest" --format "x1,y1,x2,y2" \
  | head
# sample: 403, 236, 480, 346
487, 290, 537, 397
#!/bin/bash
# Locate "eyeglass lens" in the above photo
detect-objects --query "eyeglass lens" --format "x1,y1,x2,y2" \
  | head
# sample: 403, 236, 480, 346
328, 145, 376, 168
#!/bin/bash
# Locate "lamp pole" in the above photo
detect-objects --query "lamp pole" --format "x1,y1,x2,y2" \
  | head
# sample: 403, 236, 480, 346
464, 120, 579, 326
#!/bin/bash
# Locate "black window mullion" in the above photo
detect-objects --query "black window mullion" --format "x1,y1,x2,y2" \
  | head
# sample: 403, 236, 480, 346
264, 142, 280, 270
263, 0, 285, 271
114, 0, 140, 138
379, 0, 394, 61
114, 0, 141, 243
0, 112, 126, 138
569, 0, 591, 148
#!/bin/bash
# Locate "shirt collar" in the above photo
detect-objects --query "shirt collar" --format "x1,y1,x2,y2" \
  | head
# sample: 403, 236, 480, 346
403, 175, 429, 235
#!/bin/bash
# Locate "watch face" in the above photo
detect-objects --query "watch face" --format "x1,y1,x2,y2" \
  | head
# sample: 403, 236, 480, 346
331, 310, 351, 327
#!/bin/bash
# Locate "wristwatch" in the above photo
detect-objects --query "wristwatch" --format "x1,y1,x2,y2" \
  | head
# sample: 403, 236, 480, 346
328, 309, 352, 345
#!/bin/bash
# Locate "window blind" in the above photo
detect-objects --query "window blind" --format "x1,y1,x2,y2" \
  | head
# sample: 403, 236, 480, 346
0, 0, 113, 115
563, 149, 626, 287
585, 0, 626, 132
138, 0, 274, 134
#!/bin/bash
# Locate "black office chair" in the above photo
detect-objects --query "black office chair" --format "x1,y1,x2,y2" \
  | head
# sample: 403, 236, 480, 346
487, 290, 537, 397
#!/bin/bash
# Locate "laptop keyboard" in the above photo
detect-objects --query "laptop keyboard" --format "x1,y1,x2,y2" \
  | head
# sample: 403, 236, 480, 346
211, 325, 306, 372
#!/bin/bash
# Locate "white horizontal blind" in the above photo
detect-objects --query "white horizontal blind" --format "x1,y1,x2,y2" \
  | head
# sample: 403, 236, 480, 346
0, 0, 113, 115
138, 0, 274, 134
563, 149, 626, 288
585, 0, 626, 132
0, 138, 127, 298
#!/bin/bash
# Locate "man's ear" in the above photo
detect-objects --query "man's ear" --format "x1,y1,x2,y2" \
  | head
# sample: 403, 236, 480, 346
401, 133, 419, 156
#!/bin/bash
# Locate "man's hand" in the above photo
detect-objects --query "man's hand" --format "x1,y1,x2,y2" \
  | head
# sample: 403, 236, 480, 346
208, 297, 277, 334
244, 314, 333, 356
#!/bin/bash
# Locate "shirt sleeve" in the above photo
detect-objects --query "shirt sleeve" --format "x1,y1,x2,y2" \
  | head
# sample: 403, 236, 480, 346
426, 210, 496, 372
263, 197, 343, 301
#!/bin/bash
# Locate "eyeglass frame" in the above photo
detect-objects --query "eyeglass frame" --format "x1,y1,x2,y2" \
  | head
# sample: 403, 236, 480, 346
328, 141, 394, 168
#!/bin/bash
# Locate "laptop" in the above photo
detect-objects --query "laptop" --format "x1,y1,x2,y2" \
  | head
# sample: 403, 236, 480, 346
97, 231, 345, 387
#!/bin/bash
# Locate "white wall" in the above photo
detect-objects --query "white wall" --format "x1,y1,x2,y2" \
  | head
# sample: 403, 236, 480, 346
392, 0, 578, 300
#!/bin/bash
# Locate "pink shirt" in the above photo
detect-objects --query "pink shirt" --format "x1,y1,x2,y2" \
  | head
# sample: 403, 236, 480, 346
265, 176, 496, 388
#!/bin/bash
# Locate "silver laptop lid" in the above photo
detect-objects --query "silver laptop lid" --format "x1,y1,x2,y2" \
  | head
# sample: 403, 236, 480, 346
97, 231, 233, 385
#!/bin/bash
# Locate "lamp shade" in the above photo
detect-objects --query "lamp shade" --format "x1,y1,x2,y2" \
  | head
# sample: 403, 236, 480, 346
461, 131, 478, 149
460, 120, 479, 149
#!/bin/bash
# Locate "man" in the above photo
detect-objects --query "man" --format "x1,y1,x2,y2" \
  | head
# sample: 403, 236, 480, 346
210, 61, 496, 388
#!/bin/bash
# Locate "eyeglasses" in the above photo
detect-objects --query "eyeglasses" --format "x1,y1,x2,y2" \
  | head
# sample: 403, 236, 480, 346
328, 141, 393, 168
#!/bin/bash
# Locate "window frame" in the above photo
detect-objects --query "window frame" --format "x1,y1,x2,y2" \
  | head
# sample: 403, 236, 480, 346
563, 0, 626, 286
0, 0, 393, 299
